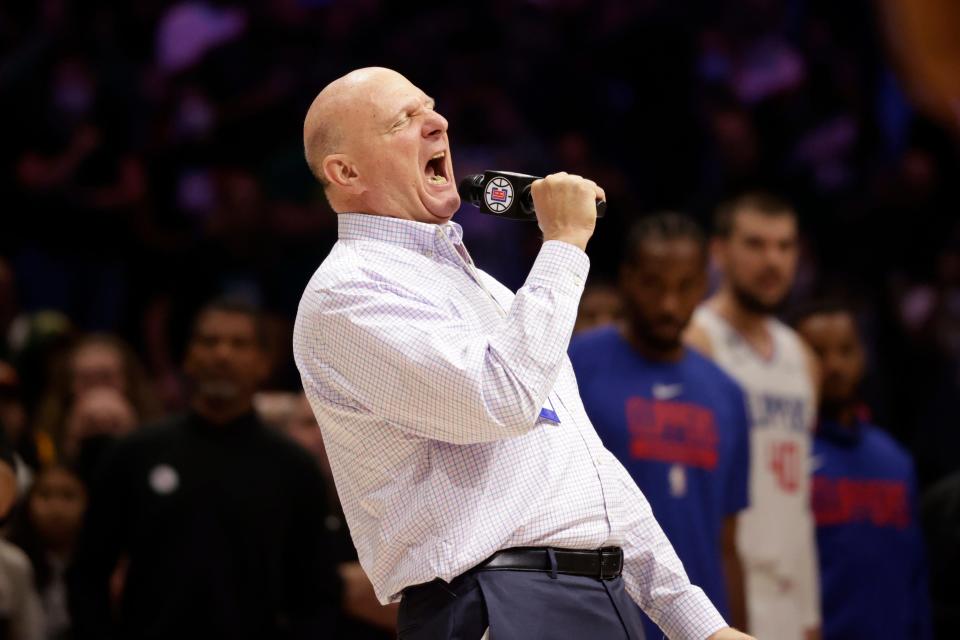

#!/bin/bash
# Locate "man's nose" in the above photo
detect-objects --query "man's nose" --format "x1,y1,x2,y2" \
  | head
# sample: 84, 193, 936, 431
422, 110, 448, 138
212, 341, 234, 361
661, 293, 681, 315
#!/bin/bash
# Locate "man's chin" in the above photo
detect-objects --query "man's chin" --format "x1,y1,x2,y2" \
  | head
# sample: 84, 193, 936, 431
733, 286, 787, 315
425, 194, 461, 221
197, 380, 241, 401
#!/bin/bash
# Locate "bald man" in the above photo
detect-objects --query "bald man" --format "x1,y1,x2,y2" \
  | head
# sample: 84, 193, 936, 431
293, 67, 753, 640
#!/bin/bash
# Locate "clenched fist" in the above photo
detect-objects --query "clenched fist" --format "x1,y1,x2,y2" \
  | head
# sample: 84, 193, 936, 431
529, 172, 605, 251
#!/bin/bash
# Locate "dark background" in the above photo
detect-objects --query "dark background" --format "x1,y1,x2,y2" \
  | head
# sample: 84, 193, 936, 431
2, 0, 959, 488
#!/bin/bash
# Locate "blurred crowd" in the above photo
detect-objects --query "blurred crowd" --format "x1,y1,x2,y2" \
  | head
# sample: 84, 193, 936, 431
1, 0, 959, 638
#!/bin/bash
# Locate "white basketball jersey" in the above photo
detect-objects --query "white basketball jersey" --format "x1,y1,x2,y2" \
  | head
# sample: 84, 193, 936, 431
693, 306, 820, 639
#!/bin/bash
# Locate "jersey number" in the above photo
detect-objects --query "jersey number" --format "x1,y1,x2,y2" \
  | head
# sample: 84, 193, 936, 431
768, 441, 799, 493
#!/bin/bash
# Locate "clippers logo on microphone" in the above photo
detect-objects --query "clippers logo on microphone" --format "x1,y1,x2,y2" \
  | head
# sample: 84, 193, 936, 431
483, 176, 514, 213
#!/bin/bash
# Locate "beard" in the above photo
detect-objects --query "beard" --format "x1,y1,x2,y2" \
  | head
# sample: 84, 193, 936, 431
195, 378, 242, 402
628, 314, 685, 355
731, 282, 787, 316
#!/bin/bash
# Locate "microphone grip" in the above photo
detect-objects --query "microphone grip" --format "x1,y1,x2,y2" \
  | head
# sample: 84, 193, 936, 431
460, 170, 606, 222
519, 185, 606, 218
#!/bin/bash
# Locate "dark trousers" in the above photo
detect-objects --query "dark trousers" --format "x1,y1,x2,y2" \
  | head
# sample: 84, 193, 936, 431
398, 569, 646, 640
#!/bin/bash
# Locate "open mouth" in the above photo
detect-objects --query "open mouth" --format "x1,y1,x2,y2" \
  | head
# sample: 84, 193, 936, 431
424, 150, 449, 185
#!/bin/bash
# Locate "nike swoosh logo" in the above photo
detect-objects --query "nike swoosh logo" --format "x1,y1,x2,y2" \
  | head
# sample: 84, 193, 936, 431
810, 455, 825, 472
652, 383, 683, 400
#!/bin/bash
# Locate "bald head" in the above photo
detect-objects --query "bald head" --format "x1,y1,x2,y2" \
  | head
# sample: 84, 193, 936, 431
303, 67, 406, 186
301, 67, 460, 222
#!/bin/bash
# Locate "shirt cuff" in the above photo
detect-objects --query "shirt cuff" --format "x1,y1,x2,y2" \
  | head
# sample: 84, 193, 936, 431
525, 240, 590, 297
653, 586, 728, 640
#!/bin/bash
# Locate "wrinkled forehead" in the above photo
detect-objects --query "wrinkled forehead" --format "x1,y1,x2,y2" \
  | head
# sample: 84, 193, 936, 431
348, 75, 432, 128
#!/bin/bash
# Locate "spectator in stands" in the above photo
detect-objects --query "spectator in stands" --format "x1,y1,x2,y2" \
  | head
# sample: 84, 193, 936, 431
67, 298, 341, 639
10, 464, 88, 640
34, 334, 159, 463
61, 387, 138, 486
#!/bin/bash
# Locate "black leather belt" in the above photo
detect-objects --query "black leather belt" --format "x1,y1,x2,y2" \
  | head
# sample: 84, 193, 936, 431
471, 546, 623, 580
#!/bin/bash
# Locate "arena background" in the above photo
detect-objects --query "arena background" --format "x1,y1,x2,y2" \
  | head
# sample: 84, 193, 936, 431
0, 0, 958, 637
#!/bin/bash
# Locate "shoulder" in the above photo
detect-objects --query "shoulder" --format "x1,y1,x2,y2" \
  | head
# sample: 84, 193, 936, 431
684, 310, 715, 358
861, 424, 914, 474
112, 416, 183, 454
123, 414, 187, 449
0, 539, 32, 576
91, 418, 187, 479
255, 425, 325, 476
569, 326, 622, 368
772, 319, 820, 383
684, 349, 742, 396
683, 351, 750, 430
293, 243, 448, 346
297, 241, 420, 309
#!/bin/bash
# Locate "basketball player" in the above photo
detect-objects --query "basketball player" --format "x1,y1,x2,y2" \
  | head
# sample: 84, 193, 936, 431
793, 301, 931, 639
686, 193, 820, 640
571, 213, 751, 638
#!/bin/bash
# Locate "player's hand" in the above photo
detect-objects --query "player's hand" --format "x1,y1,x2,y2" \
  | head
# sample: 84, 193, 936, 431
707, 627, 755, 640
530, 172, 605, 251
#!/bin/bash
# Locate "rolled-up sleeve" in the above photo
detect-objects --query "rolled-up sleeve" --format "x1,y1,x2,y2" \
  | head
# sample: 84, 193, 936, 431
298, 240, 589, 445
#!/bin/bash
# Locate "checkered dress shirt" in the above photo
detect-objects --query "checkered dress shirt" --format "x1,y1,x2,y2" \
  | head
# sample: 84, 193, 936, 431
293, 213, 726, 639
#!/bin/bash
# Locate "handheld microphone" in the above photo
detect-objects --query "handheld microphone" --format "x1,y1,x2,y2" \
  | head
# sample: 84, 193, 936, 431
458, 170, 607, 221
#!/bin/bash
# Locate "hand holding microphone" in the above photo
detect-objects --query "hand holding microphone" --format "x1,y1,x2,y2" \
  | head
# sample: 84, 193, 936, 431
458, 170, 606, 251
530, 172, 604, 251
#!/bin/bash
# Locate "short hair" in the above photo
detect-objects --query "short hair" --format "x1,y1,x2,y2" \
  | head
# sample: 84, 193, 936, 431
714, 191, 796, 238
787, 299, 855, 330
623, 212, 706, 265
190, 297, 269, 350
304, 124, 336, 189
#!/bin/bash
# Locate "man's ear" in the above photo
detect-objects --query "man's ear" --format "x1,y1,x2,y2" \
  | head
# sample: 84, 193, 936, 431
322, 154, 362, 194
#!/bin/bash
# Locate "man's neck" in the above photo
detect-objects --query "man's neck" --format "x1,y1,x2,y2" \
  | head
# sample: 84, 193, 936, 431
621, 324, 685, 364
192, 398, 254, 425
711, 288, 770, 338
821, 402, 859, 428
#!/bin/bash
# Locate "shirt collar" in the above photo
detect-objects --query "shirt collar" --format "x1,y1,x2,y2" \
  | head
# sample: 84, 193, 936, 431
337, 212, 465, 257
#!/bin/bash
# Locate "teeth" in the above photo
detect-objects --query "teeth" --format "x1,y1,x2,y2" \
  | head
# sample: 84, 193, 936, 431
431, 151, 446, 160
429, 175, 448, 184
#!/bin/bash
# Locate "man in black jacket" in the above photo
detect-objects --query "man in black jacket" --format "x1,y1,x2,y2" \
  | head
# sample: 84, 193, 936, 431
69, 298, 342, 639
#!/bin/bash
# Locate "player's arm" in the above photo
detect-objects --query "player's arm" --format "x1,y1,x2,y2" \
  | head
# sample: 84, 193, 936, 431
720, 515, 748, 632
684, 322, 714, 358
